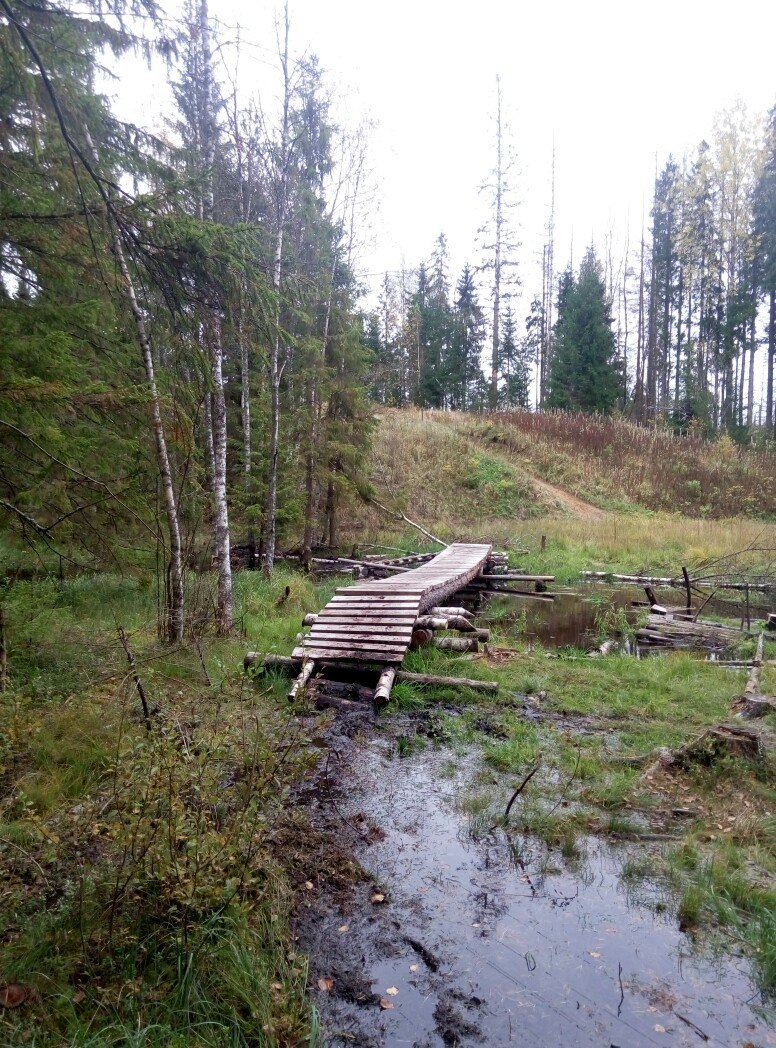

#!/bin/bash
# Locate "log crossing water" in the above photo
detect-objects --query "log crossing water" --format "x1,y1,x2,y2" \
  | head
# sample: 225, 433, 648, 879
292, 543, 492, 664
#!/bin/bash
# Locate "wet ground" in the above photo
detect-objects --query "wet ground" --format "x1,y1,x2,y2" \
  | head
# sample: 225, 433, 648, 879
294, 712, 775, 1047
485, 584, 770, 653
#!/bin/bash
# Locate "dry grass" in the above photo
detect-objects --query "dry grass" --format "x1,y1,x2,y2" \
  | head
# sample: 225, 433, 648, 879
460, 409, 776, 517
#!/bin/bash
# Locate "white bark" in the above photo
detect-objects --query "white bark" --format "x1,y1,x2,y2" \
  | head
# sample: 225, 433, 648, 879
262, 4, 293, 576
112, 227, 185, 643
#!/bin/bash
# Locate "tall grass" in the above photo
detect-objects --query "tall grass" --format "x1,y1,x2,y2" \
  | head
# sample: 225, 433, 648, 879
464, 409, 776, 517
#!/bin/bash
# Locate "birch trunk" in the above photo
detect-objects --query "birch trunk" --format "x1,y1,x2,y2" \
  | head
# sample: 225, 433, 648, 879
112, 227, 185, 643
261, 5, 292, 576
208, 315, 233, 632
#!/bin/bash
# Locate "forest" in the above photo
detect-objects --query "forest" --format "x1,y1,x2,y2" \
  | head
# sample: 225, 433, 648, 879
2, 2, 776, 1044
1, 0, 775, 619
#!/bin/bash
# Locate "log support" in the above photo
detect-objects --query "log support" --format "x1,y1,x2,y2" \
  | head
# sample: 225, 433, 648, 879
288, 659, 316, 701
374, 667, 396, 706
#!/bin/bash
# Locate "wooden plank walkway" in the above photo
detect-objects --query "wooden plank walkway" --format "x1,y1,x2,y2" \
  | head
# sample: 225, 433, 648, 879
292, 543, 492, 664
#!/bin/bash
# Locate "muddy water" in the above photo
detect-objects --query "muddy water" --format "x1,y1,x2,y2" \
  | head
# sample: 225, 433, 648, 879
300, 732, 774, 1047
486, 584, 769, 651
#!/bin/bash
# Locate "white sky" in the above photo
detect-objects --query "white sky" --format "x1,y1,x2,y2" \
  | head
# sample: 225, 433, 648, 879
120, 0, 776, 317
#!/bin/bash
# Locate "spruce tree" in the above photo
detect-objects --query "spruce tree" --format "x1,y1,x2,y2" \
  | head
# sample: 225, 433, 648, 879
547, 247, 621, 413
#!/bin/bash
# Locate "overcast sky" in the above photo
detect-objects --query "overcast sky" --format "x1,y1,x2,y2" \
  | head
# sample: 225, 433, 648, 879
123, 0, 776, 314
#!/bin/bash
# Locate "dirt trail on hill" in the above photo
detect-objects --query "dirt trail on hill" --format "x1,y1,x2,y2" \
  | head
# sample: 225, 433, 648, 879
525, 475, 606, 520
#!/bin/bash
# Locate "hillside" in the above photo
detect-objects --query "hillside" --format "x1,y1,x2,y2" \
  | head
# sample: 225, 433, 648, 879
342, 407, 776, 536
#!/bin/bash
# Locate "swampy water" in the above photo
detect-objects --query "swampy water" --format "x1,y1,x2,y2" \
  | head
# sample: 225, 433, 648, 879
485, 584, 769, 653
299, 729, 774, 1047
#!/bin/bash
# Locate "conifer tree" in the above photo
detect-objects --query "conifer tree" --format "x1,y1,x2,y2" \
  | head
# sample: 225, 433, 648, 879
547, 247, 621, 413
754, 104, 776, 434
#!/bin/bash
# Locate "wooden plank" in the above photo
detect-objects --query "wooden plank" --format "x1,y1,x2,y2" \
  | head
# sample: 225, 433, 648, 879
303, 635, 407, 648
299, 632, 406, 649
314, 612, 421, 620
309, 628, 412, 640
329, 595, 420, 603
312, 620, 415, 628
302, 650, 404, 663
326, 599, 420, 606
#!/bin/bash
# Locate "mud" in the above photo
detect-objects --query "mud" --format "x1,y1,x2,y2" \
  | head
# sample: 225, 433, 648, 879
293, 709, 775, 1047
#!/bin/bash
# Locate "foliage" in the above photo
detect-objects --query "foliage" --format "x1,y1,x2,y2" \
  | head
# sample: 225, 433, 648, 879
546, 247, 622, 413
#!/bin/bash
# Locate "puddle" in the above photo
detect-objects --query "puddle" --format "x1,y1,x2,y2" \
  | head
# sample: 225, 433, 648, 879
485, 584, 768, 654
297, 731, 775, 1047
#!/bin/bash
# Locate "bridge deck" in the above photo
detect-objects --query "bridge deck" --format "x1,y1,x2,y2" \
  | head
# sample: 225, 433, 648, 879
292, 543, 492, 664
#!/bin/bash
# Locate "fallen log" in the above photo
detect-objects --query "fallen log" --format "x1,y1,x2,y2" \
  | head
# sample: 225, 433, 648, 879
636, 614, 748, 650
415, 614, 477, 633
410, 628, 434, 648
477, 573, 555, 583
482, 589, 555, 601
583, 571, 677, 586
395, 670, 498, 693
433, 637, 479, 653
314, 556, 410, 574
428, 606, 474, 619
302, 613, 318, 626
732, 634, 776, 719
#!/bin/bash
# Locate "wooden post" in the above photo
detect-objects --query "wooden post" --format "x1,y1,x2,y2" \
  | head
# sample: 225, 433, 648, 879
288, 659, 316, 702
374, 667, 396, 706
681, 566, 691, 610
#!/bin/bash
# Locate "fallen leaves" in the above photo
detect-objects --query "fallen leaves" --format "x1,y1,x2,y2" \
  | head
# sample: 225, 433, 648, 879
317, 977, 334, 992
0, 983, 29, 1009
379, 997, 394, 1010
371, 891, 386, 904
385, 986, 399, 996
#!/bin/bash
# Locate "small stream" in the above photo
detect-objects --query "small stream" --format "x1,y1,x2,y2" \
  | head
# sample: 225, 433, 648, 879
299, 731, 774, 1047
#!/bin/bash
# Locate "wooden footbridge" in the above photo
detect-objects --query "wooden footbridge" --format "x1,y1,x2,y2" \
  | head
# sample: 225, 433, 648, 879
246, 543, 555, 705
285, 543, 492, 702
293, 543, 491, 664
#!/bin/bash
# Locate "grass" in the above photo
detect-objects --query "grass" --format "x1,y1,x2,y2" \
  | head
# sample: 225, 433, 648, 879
0, 568, 342, 1047
459, 408, 776, 518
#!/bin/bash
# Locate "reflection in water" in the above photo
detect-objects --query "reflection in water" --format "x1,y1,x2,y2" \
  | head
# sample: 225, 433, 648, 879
337, 743, 774, 1047
485, 584, 768, 652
